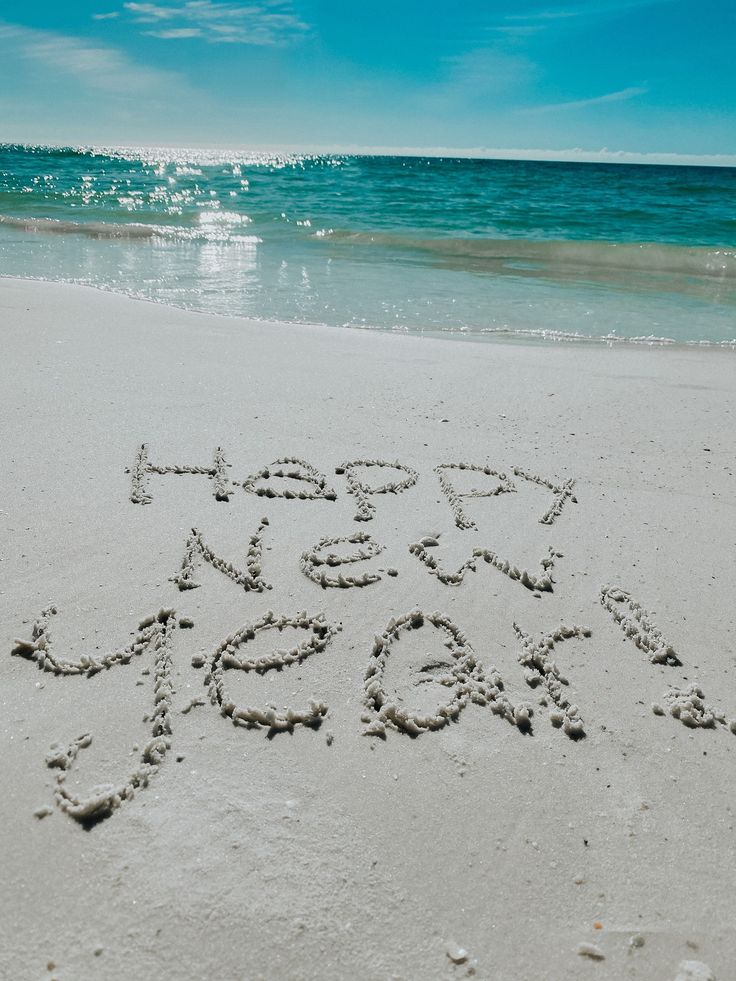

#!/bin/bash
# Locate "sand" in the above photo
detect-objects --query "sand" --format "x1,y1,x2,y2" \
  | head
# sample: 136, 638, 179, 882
0, 277, 734, 981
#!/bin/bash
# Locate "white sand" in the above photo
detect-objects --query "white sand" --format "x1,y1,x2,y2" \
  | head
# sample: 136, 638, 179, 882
0, 277, 734, 980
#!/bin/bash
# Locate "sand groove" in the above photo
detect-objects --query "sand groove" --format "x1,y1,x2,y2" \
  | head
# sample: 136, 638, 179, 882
128, 443, 231, 504
512, 466, 577, 525
242, 457, 337, 500
336, 459, 419, 521
434, 462, 515, 529
513, 622, 590, 738
362, 609, 532, 736
599, 586, 681, 665
203, 611, 340, 731
300, 531, 386, 588
171, 518, 272, 593
26, 609, 177, 824
409, 535, 561, 592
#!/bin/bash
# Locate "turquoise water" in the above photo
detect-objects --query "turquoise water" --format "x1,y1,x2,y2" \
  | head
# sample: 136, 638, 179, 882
1, 144, 735, 346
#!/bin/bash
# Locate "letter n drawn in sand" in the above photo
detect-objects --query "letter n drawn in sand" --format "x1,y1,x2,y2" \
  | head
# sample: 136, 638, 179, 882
128, 443, 231, 504
171, 518, 272, 593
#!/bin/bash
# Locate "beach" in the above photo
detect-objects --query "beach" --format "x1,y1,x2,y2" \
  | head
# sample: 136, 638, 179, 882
0, 276, 734, 980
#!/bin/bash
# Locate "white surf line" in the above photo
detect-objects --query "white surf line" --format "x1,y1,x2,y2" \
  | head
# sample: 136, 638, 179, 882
171, 517, 272, 593
300, 531, 386, 588
362, 608, 531, 737
242, 456, 338, 501
201, 611, 340, 732
336, 459, 419, 521
128, 443, 232, 504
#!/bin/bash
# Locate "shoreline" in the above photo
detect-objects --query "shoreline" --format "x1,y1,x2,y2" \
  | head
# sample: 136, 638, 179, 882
3, 272, 735, 354
1, 276, 734, 981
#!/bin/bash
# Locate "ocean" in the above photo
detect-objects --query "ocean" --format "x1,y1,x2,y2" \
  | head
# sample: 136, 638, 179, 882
1, 144, 734, 346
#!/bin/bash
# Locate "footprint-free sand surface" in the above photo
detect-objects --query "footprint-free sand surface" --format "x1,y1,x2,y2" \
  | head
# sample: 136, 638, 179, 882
1, 278, 734, 981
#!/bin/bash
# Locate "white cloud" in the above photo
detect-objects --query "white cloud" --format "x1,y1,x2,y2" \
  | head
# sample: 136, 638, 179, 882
0, 20, 186, 94
506, 0, 674, 23
529, 86, 648, 112
92, 11, 121, 19
123, 1, 309, 45
145, 26, 203, 37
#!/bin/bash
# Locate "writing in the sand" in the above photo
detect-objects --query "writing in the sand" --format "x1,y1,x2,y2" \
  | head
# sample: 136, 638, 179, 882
12, 444, 734, 826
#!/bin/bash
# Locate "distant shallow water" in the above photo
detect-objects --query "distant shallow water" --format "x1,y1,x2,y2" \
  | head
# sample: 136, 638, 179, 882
1, 144, 734, 347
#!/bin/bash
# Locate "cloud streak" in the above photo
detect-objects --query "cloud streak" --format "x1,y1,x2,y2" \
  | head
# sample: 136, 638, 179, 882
506, 0, 675, 23
122, 1, 309, 45
0, 20, 189, 95
529, 86, 648, 112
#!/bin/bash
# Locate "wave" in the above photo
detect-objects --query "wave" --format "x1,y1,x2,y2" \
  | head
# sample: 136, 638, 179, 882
321, 230, 736, 281
0, 214, 261, 244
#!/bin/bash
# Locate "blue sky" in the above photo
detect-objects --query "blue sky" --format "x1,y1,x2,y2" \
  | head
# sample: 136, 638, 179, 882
0, 0, 734, 161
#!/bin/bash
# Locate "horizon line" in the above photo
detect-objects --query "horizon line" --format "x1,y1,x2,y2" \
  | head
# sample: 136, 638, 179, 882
3, 139, 736, 168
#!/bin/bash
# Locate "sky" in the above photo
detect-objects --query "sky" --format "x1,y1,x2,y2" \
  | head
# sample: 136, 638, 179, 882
0, 0, 734, 162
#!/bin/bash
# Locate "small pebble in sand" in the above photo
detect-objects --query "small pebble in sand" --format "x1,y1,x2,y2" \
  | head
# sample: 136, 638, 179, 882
191, 653, 205, 668
325, 731, 334, 746
179, 616, 194, 629
652, 703, 665, 716
674, 961, 715, 981
34, 806, 53, 820
94, 946, 104, 956
46, 961, 55, 972
387, 568, 398, 577
445, 942, 468, 964
629, 933, 645, 949
576, 942, 605, 960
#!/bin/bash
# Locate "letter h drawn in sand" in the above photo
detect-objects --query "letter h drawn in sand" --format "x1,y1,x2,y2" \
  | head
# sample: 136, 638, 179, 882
128, 443, 231, 504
